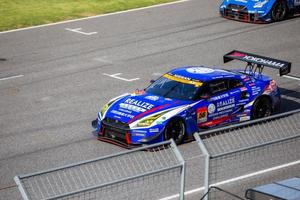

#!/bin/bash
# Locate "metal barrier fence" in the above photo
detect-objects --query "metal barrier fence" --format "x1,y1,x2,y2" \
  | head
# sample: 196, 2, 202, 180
195, 109, 300, 200
200, 187, 244, 200
14, 140, 185, 200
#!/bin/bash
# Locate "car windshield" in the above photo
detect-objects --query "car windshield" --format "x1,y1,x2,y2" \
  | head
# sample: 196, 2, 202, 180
145, 76, 201, 101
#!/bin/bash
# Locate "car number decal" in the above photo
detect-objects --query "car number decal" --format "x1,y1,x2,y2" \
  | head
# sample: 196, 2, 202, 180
197, 107, 208, 123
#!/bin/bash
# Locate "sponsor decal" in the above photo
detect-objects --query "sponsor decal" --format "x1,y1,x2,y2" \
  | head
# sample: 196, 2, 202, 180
211, 93, 229, 101
240, 116, 250, 122
208, 104, 216, 114
145, 95, 159, 101
235, 0, 247, 3
124, 98, 154, 110
239, 99, 249, 103
197, 107, 208, 123
134, 130, 147, 133
186, 67, 214, 74
217, 104, 235, 112
240, 87, 247, 92
132, 132, 146, 136
251, 86, 261, 95
230, 90, 240, 95
217, 97, 235, 107
111, 110, 134, 119
119, 108, 133, 114
164, 73, 203, 87
120, 103, 147, 113
216, 97, 235, 112
243, 55, 285, 67
209, 110, 231, 117
149, 128, 160, 133
243, 77, 251, 82
231, 52, 285, 68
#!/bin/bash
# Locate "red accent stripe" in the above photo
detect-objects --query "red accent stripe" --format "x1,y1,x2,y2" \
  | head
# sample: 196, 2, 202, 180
125, 132, 131, 144
128, 104, 171, 124
199, 116, 231, 127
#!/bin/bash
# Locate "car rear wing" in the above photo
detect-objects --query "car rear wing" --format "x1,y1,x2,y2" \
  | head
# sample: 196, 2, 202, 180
223, 50, 291, 76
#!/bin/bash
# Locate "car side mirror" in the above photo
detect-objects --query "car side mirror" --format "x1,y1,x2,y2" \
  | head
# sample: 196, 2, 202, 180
150, 79, 155, 84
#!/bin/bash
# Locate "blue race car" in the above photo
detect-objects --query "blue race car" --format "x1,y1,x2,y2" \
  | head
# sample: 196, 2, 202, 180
92, 51, 291, 147
220, 0, 300, 23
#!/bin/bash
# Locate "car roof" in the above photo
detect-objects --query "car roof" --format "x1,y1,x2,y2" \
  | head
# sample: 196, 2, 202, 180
168, 66, 241, 82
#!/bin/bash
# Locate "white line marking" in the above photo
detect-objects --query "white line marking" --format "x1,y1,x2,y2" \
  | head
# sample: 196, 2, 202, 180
94, 57, 113, 64
0, 74, 24, 81
0, 0, 190, 34
65, 28, 97, 35
158, 159, 300, 200
282, 75, 300, 81
152, 72, 163, 76
103, 73, 140, 82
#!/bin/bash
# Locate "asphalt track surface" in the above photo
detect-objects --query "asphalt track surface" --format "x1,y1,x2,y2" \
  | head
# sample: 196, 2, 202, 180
0, 0, 300, 199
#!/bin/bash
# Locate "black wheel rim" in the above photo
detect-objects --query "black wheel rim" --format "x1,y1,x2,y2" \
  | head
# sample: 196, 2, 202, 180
272, 1, 286, 21
165, 120, 185, 142
254, 101, 272, 118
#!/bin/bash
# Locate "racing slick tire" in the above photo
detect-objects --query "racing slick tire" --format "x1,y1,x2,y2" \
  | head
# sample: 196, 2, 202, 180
251, 97, 272, 119
271, 0, 288, 22
164, 118, 185, 145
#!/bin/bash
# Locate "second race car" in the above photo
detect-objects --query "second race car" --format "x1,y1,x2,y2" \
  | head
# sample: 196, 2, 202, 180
220, 0, 300, 23
92, 50, 291, 147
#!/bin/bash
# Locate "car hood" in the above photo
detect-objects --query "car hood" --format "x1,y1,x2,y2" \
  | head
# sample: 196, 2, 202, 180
104, 92, 191, 124
222, 0, 272, 11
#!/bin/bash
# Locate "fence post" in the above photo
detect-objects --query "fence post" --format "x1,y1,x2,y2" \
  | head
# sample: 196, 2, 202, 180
170, 139, 185, 200
14, 176, 30, 200
194, 133, 210, 200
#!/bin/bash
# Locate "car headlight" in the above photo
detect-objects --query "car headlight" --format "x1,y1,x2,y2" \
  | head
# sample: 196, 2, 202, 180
100, 101, 114, 118
254, 0, 268, 8
137, 112, 167, 127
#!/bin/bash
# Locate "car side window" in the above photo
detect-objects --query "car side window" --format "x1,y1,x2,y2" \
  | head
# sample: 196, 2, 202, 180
228, 79, 243, 89
209, 80, 228, 95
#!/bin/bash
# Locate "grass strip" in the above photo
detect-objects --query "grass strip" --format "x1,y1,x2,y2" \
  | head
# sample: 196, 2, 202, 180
0, 0, 176, 31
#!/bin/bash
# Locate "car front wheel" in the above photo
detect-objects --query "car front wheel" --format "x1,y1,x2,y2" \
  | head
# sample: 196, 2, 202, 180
164, 118, 185, 145
271, 0, 288, 22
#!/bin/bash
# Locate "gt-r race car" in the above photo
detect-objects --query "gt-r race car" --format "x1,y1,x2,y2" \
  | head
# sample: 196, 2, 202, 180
220, 0, 300, 23
92, 50, 291, 147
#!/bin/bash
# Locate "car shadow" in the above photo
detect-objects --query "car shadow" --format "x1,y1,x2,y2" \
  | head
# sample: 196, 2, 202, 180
279, 87, 300, 112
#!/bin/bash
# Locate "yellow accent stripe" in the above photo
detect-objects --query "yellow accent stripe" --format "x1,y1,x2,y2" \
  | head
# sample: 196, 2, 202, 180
163, 74, 203, 87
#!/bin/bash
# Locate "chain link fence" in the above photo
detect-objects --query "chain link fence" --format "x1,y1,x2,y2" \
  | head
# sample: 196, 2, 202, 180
14, 140, 185, 200
195, 109, 300, 200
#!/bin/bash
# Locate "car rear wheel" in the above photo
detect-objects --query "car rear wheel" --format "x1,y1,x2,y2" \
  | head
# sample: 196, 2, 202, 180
164, 118, 185, 145
271, 0, 288, 22
251, 97, 272, 119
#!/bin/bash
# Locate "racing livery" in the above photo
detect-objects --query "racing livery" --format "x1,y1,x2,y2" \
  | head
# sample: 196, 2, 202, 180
92, 50, 291, 147
220, 0, 300, 23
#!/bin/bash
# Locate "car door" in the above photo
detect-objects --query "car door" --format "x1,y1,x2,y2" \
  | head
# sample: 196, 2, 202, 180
196, 78, 248, 128
227, 78, 251, 122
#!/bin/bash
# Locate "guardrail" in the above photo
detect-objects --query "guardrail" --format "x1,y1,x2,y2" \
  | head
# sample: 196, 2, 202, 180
14, 140, 186, 200
15, 109, 300, 200
195, 109, 300, 200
